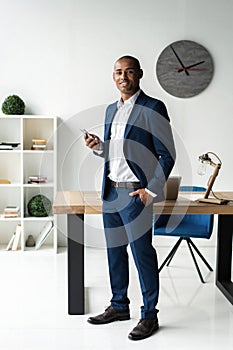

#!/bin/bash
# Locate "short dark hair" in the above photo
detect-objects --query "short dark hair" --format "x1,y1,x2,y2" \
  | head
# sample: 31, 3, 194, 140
115, 55, 141, 70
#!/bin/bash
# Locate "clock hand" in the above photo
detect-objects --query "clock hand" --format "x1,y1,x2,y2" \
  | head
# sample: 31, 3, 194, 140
176, 68, 207, 71
177, 60, 205, 72
170, 45, 189, 76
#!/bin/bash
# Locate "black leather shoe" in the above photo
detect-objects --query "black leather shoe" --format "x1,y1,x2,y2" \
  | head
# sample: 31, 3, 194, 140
128, 318, 159, 340
87, 306, 130, 325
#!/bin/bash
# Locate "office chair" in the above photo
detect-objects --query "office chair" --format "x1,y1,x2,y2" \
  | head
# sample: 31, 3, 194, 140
153, 186, 214, 283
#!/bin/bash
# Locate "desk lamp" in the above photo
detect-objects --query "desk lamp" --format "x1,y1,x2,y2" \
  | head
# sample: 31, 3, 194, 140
198, 152, 226, 204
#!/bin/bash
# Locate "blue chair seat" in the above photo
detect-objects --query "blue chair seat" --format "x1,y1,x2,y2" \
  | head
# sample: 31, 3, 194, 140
153, 186, 214, 283
154, 214, 213, 238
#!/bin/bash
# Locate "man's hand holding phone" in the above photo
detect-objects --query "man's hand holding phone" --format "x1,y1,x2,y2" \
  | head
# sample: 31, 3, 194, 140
81, 129, 101, 151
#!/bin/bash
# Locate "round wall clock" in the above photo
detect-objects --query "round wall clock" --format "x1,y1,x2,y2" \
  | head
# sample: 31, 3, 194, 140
156, 40, 214, 98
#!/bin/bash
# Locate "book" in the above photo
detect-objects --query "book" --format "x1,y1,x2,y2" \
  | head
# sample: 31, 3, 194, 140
0, 145, 13, 150
31, 144, 46, 148
35, 221, 53, 250
28, 175, 47, 180
4, 214, 19, 218
0, 179, 11, 184
32, 138, 47, 145
4, 205, 19, 212
5, 232, 16, 250
11, 224, 22, 251
31, 145, 47, 151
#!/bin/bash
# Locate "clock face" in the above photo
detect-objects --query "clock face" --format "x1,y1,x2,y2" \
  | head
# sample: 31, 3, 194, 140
156, 40, 214, 98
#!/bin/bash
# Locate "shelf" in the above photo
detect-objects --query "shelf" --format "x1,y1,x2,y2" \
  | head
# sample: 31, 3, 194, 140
23, 216, 54, 221
0, 150, 21, 153
0, 115, 22, 119
23, 183, 54, 188
23, 150, 54, 154
0, 183, 21, 187
0, 115, 57, 253
0, 115, 57, 119
0, 216, 21, 221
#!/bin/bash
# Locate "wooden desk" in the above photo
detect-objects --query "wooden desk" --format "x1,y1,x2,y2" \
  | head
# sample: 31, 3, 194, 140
53, 191, 233, 314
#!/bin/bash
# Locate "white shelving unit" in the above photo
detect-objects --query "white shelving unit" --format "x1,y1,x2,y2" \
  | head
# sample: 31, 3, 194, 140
0, 115, 57, 253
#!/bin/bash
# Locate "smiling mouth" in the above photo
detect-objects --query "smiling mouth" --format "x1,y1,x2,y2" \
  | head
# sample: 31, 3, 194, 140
120, 81, 128, 87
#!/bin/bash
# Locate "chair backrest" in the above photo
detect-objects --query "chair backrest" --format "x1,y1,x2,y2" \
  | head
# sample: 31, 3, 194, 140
179, 186, 206, 192
153, 186, 214, 239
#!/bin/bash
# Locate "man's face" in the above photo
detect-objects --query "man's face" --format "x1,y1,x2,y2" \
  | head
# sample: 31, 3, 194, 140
113, 58, 143, 98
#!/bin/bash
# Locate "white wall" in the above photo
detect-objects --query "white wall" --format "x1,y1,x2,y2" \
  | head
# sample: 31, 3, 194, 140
1, 0, 233, 247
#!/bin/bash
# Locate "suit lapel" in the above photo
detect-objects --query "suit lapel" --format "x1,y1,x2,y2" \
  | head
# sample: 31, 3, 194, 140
124, 91, 148, 139
105, 102, 117, 141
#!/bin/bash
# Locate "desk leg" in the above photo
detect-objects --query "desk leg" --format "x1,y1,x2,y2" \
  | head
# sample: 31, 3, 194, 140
67, 214, 84, 315
216, 214, 233, 305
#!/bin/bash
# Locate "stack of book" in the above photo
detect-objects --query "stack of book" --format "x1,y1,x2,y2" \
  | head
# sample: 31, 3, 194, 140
28, 175, 47, 184
31, 138, 47, 150
4, 205, 20, 218
0, 142, 20, 150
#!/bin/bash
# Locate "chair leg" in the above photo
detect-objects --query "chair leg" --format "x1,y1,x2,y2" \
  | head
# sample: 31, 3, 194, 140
166, 238, 183, 266
186, 239, 205, 283
188, 238, 213, 271
159, 237, 183, 272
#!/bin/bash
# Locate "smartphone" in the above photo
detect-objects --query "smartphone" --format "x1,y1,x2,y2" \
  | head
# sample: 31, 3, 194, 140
80, 128, 94, 139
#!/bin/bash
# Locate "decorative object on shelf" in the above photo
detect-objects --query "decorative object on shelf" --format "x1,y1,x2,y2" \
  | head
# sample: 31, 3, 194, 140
31, 138, 47, 151
2, 95, 25, 115
35, 221, 53, 250
156, 40, 214, 98
27, 194, 52, 217
26, 234, 35, 247
197, 152, 228, 205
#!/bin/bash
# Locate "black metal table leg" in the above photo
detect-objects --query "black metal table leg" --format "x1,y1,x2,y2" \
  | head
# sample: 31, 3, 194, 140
216, 214, 233, 305
67, 214, 84, 314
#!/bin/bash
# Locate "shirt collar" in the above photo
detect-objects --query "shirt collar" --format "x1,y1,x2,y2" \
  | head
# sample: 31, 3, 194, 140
117, 89, 141, 109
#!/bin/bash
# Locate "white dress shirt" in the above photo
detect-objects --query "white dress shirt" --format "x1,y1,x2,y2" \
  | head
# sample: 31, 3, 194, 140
108, 89, 141, 182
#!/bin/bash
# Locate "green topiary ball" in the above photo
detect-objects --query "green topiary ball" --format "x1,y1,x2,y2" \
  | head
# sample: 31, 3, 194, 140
2, 95, 25, 115
27, 194, 52, 217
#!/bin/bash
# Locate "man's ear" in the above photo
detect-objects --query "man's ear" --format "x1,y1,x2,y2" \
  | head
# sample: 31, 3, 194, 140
139, 69, 143, 79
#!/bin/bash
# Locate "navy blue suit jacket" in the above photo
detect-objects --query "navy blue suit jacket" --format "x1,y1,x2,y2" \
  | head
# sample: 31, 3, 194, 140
98, 90, 176, 202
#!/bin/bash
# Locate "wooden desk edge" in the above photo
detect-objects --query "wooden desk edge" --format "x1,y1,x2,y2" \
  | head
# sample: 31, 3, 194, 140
53, 191, 233, 215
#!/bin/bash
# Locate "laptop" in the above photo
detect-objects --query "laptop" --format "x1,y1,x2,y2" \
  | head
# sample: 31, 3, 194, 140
165, 176, 181, 200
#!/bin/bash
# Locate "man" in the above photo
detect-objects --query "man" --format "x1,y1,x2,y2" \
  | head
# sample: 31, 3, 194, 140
84, 55, 176, 340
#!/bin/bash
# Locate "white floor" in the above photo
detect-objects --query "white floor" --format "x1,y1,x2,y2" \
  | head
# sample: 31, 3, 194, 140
0, 244, 233, 350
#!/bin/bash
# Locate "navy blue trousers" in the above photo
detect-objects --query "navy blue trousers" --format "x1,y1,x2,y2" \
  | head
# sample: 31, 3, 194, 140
102, 185, 159, 319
